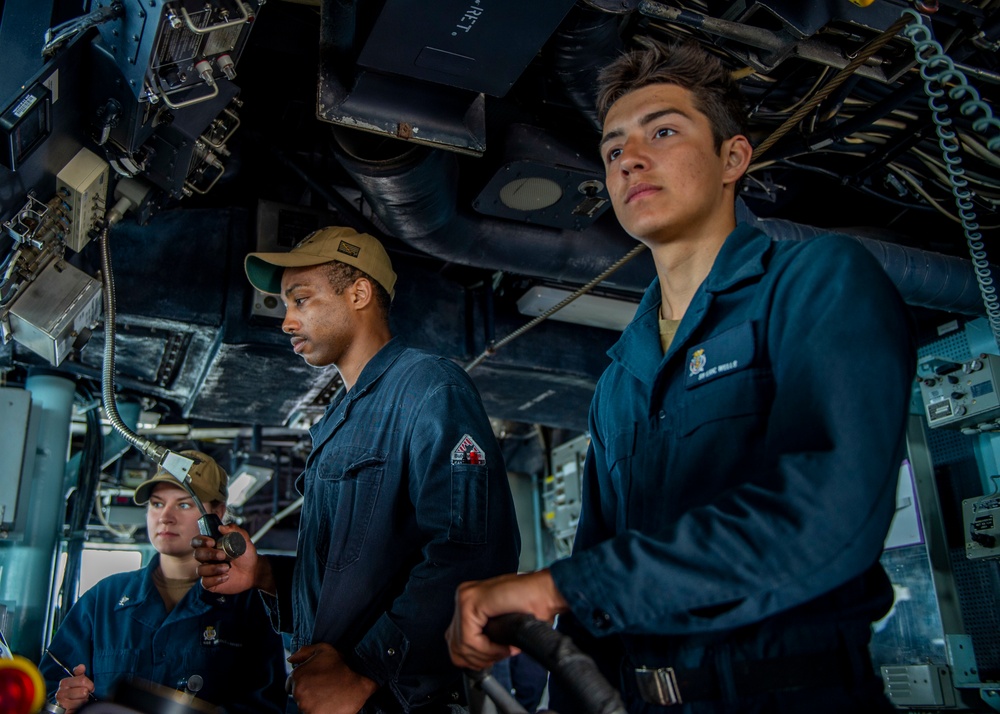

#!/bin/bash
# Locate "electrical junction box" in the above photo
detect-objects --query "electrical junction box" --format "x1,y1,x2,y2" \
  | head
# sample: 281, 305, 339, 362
7, 258, 103, 366
917, 354, 1000, 433
55, 147, 110, 252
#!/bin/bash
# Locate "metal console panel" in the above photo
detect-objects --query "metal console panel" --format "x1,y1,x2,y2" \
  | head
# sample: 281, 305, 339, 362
963, 478, 1000, 561
918, 354, 1000, 433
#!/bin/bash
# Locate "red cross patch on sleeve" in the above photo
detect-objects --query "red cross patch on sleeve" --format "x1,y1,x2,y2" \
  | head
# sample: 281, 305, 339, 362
451, 434, 487, 465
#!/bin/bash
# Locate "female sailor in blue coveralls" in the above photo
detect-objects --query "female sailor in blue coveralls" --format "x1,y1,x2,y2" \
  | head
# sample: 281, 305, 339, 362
40, 450, 288, 713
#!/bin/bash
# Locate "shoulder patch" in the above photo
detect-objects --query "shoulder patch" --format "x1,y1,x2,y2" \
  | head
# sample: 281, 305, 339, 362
451, 434, 486, 465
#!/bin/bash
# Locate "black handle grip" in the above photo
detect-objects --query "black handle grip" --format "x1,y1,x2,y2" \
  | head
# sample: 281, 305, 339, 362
483, 614, 626, 714
198, 514, 246, 560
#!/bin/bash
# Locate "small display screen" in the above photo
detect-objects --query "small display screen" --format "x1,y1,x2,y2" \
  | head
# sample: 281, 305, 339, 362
0, 83, 52, 171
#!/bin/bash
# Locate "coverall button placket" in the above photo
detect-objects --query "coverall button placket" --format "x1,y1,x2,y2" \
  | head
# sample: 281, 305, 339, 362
592, 609, 613, 630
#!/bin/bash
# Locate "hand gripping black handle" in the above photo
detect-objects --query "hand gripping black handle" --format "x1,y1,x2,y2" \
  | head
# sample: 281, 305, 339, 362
198, 513, 246, 560
483, 613, 627, 714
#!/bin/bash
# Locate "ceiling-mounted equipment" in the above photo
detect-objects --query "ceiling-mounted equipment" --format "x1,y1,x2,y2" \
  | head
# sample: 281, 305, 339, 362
356, 0, 578, 96
517, 285, 638, 332
473, 124, 612, 230
90, 0, 262, 105
475, 163, 611, 231
316, 0, 577, 154
0, 83, 52, 172
86, 0, 260, 199
647, 0, 915, 81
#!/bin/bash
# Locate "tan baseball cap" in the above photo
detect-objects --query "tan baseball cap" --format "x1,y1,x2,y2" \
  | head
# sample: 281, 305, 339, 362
245, 226, 397, 300
133, 450, 229, 506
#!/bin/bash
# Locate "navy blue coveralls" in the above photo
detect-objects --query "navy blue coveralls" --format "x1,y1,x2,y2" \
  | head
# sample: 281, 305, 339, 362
266, 338, 521, 713
40, 554, 287, 713
549, 223, 916, 713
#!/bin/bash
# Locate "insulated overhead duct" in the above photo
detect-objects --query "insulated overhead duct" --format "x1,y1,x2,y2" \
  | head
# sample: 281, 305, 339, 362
330, 126, 459, 239
739, 207, 988, 316
544, 4, 626, 133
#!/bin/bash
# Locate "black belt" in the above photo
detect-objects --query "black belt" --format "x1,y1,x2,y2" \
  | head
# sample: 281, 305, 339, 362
633, 651, 851, 706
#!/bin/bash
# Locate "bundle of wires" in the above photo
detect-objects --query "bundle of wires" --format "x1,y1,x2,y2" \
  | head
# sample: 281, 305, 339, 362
42, 2, 124, 59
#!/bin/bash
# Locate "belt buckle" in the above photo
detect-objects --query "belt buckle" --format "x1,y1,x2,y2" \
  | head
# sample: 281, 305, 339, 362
635, 666, 683, 706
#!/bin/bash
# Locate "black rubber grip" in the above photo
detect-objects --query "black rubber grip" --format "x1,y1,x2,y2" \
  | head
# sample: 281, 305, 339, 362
483, 613, 626, 714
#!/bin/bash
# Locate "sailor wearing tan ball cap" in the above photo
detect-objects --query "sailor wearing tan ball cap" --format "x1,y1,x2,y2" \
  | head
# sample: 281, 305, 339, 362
40, 450, 287, 713
194, 225, 521, 714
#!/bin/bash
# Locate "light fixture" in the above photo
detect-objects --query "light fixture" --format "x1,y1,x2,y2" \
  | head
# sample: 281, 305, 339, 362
227, 464, 273, 508
517, 285, 639, 332
499, 177, 563, 210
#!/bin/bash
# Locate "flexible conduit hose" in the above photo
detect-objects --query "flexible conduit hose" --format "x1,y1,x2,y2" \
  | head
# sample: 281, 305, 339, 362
97, 224, 165, 463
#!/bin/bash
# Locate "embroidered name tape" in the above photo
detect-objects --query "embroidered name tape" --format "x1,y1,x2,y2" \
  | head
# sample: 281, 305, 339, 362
685, 321, 755, 388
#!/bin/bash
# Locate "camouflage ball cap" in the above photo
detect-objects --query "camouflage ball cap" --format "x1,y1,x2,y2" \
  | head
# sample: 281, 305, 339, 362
133, 449, 229, 506
245, 226, 397, 299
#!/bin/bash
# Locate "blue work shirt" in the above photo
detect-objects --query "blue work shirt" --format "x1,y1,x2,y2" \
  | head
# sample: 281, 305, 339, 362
550, 224, 915, 676
41, 554, 287, 713
267, 337, 521, 712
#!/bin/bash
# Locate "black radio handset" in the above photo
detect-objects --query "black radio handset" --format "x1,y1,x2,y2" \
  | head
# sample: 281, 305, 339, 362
159, 449, 247, 561
198, 512, 247, 561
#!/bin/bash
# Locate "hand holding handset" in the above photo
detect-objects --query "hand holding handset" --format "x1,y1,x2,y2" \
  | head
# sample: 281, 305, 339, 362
160, 450, 246, 561
198, 513, 246, 561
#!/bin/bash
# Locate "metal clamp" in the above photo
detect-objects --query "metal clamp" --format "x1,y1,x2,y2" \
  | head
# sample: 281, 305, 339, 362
635, 666, 683, 706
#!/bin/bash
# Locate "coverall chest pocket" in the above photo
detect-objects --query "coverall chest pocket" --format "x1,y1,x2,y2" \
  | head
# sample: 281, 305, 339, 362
92, 647, 139, 679
678, 320, 770, 438
313, 448, 385, 571
677, 368, 772, 438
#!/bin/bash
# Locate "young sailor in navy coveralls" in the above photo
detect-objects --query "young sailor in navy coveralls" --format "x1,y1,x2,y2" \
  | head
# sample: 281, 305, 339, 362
447, 39, 915, 714
41, 451, 287, 713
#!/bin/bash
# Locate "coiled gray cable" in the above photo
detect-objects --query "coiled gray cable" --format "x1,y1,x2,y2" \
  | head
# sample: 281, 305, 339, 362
903, 9, 1000, 349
